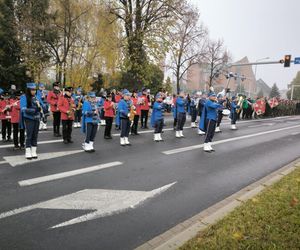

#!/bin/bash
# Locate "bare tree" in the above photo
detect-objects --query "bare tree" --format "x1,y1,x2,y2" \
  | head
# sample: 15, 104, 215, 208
168, 4, 207, 94
201, 39, 229, 87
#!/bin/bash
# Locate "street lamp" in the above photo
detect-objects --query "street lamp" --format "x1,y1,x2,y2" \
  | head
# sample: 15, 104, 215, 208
253, 57, 270, 96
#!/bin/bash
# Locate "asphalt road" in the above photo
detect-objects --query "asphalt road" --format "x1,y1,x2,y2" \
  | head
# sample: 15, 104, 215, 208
1, 115, 300, 250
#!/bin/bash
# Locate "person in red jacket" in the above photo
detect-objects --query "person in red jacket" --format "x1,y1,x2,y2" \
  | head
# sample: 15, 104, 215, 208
58, 86, 75, 144
140, 88, 150, 129
10, 90, 25, 150
103, 92, 115, 139
131, 91, 141, 135
0, 91, 13, 142
47, 82, 62, 137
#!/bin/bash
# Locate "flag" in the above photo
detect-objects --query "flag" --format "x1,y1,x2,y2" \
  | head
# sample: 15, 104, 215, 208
268, 97, 279, 109
253, 99, 266, 115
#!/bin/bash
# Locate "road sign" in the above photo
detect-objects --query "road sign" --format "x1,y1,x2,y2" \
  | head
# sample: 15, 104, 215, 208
294, 57, 300, 64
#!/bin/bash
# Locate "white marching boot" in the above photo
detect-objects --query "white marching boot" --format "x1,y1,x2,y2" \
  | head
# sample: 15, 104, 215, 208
208, 142, 215, 152
82, 142, 91, 152
154, 134, 159, 142
31, 146, 38, 159
25, 147, 32, 160
90, 141, 95, 152
158, 133, 163, 141
231, 124, 237, 130
175, 131, 181, 138
101, 120, 106, 126
215, 126, 221, 133
191, 122, 196, 128
180, 130, 185, 137
39, 121, 44, 131
203, 143, 211, 152
198, 129, 205, 135
120, 137, 126, 146
77, 122, 81, 128
124, 137, 131, 145
74, 122, 78, 128
42, 122, 47, 130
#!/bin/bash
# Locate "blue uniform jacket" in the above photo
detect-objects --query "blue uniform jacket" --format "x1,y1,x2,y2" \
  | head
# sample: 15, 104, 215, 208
199, 99, 223, 132
20, 94, 43, 129
151, 101, 164, 127
176, 97, 187, 114
230, 101, 239, 114
118, 99, 131, 119
81, 101, 99, 133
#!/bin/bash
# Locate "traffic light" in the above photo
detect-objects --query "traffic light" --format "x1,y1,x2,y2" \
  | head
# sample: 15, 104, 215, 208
284, 55, 291, 67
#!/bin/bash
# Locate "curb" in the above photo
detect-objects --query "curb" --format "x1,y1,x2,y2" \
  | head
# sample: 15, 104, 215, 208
135, 159, 300, 250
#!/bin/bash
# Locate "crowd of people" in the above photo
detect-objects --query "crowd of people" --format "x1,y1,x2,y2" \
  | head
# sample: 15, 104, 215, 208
0, 82, 299, 159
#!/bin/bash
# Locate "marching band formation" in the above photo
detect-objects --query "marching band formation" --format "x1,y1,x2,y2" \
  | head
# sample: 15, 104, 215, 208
2, 81, 281, 160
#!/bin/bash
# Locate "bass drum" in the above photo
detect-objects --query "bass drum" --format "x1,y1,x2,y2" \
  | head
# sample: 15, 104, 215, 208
222, 109, 231, 116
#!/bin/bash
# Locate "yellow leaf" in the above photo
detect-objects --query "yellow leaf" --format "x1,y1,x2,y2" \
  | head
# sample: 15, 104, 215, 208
232, 232, 243, 240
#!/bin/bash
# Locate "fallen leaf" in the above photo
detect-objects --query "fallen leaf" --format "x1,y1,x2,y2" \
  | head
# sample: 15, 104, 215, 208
290, 197, 299, 207
251, 198, 259, 203
232, 232, 244, 240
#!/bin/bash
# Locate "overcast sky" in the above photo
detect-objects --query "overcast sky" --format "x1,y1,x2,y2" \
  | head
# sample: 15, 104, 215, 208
190, 0, 300, 89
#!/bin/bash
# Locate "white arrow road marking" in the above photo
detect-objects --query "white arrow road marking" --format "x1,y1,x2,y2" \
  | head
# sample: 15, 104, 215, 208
0, 139, 62, 149
162, 124, 300, 155
248, 123, 274, 128
19, 161, 123, 187
0, 182, 176, 229
3, 150, 83, 167
0, 161, 6, 165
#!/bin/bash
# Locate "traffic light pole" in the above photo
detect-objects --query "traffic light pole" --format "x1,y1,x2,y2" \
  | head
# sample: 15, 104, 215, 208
226, 60, 295, 68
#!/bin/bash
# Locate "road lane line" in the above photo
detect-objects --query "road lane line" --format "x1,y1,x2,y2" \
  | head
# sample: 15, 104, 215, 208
18, 161, 123, 187
162, 124, 300, 155
0, 161, 6, 165
0, 139, 62, 149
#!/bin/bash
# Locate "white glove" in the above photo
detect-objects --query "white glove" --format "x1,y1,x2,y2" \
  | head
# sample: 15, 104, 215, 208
127, 113, 130, 118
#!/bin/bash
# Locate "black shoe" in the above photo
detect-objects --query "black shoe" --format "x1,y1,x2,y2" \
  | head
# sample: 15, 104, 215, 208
63, 140, 69, 144
104, 136, 110, 139
57, 133, 62, 137
20, 145, 25, 150
13, 146, 19, 150
144, 126, 149, 129
134, 133, 139, 135
67, 139, 74, 143
7, 138, 12, 142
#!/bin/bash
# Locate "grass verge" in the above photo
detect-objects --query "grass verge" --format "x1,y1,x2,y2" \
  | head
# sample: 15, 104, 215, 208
180, 167, 300, 249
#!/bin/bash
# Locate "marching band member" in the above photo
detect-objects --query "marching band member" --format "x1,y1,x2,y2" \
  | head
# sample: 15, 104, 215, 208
131, 91, 141, 135
36, 83, 49, 130
81, 92, 99, 152
0, 90, 13, 142
199, 92, 223, 152
20, 83, 43, 160
172, 94, 177, 130
47, 82, 62, 137
98, 93, 106, 126
58, 86, 75, 144
104, 92, 115, 139
140, 88, 150, 129
11, 90, 25, 150
114, 90, 122, 130
151, 93, 165, 142
190, 93, 198, 128
175, 91, 187, 138
73, 87, 83, 128
215, 91, 226, 133
197, 93, 206, 135
230, 96, 240, 130
118, 89, 132, 146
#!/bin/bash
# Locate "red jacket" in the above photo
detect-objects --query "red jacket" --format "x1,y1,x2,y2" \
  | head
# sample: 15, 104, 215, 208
47, 90, 61, 112
104, 100, 115, 117
58, 95, 75, 120
140, 95, 149, 111
10, 100, 21, 123
0, 99, 13, 120
132, 97, 141, 116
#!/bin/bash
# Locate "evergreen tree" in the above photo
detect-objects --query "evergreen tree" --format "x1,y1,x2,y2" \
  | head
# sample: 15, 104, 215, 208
269, 83, 280, 98
0, 0, 28, 89
164, 77, 173, 94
